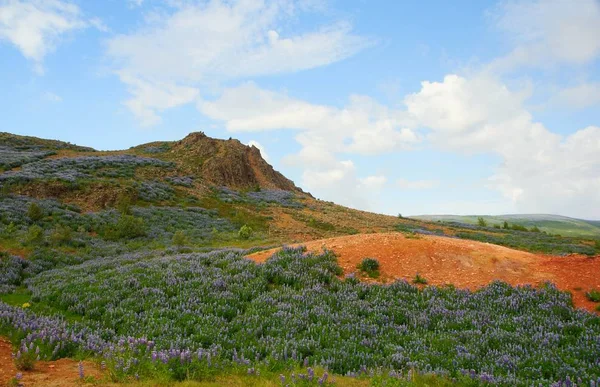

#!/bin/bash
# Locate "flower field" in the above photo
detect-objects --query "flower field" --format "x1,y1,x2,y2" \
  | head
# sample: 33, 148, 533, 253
1, 247, 599, 385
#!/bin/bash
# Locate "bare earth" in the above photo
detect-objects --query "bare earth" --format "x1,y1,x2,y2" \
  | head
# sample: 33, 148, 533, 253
0, 337, 103, 387
247, 232, 600, 313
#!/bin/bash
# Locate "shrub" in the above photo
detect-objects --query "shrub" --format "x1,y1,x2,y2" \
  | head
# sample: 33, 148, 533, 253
586, 290, 600, 302
413, 273, 428, 285
503, 221, 509, 229
49, 225, 72, 246
172, 230, 189, 247
13, 343, 37, 371
25, 225, 44, 245
530, 225, 541, 232
27, 202, 44, 222
358, 258, 380, 277
477, 217, 487, 227
104, 215, 146, 240
595, 239, 600, 251
238, 224, 253, 240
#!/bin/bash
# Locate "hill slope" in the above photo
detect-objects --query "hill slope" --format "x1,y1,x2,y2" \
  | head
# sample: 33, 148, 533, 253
413, 214, 600, 238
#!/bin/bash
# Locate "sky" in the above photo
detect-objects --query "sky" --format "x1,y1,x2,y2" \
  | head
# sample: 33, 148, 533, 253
1, 0, 600, 219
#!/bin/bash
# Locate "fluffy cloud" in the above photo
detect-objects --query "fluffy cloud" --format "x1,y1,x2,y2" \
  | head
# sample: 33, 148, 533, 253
552, 83, 600, 110
406, 73, 600, 218
200, 82, 418, 155
489, 0, 600, 72
359, 175, 387, 190
118, 73, 200, 127
0, 0, 89, 73
107, 0, 369, 126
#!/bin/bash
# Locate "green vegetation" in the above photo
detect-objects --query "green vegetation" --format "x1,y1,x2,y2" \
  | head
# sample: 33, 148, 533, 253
26, 202, 44, 222
238, 224, 253, 240
413, 214, 600, 238
586, 290, 600, 303
396, 221, 597, 256
413, 273, 428, 285
357, 257, 380, 278
477, 217, 487, 227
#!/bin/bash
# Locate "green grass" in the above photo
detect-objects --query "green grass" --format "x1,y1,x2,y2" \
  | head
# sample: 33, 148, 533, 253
1, 288, 84, 323
413, 214, 600, 238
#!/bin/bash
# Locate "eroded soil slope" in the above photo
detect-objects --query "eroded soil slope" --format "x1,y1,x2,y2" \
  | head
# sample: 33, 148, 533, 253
247, 232, 600, 312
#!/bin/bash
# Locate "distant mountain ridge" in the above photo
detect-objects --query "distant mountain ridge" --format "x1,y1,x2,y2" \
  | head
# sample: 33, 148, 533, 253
412, 214, 600, 238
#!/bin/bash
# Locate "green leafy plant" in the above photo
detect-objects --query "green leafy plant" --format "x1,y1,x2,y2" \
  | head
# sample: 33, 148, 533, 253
477, 217, 487, 227
413, 273, 428, 285
50, 225, 72, 246
358, 258, 380, 278
103, 215, 146, 240
13, 345, 36, 371
27, 202, 44, 222
238, 224, 253, 240
586, 290, 600, 303
172, 230, 189, 247
25, 225, 44, 245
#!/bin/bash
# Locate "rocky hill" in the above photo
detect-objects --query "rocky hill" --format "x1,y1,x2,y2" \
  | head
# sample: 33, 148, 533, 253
134, 132, 303, 192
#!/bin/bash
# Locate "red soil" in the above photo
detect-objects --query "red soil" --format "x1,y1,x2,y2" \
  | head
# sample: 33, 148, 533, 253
0, 337, 104, 387
247, 232, 600, 313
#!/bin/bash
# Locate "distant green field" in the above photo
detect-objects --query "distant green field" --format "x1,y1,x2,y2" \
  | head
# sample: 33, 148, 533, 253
412, 214, 600, 238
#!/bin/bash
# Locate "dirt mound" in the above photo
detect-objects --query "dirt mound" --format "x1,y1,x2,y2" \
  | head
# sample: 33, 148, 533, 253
247, 232, 600, 312
0, 338, 104, 387
170, 132, 304, 192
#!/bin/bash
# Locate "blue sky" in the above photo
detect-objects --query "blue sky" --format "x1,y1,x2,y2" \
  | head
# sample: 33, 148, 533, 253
1, 0, 600, 219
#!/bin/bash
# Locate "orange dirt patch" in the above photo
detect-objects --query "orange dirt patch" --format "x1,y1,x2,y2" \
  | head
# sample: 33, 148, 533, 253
247, 232, 600, 313
0, 337, 104, 387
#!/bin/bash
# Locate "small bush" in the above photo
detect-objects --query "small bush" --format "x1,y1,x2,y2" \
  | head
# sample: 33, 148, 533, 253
238, 224, 253, 240
25, 225, 44, 245
530, 225, 541, 232
27, 202, 44, 222
50, 225, 72, 246
103, 215, 146, 240
172, 230, 189, 247
358, 257, 380, 273
413, 273, 428, 285
586, 290, 600, 302
13, 344, 37, 371
503, 221, 509, 230
477, 217, 487, 227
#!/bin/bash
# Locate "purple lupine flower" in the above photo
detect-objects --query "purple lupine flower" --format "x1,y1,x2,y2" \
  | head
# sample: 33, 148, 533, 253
78, 361, 84, 379
279, 374, 285, 385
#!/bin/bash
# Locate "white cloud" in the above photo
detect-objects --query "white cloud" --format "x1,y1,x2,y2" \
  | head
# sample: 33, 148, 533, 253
489, 0, 600, 72
406, 73, 600, 218
107, 0, 369, 126
0, 0, 90, 73
359, 175, 387, 190
397, 179, 439, 190
119, 73, 200, 127
200, 82, 418, 155
42, 90, 61, 102
552, 82, 600, 110
246, 140, 269, 161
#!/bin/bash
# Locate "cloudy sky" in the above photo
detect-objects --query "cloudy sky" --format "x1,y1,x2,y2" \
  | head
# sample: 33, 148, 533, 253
1, 0, 599, 219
